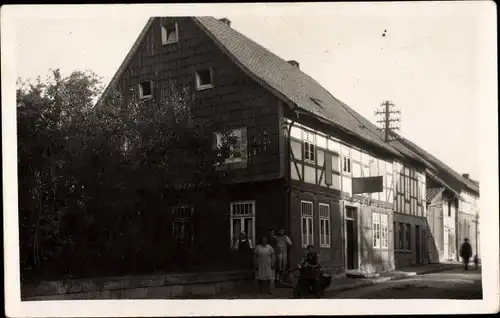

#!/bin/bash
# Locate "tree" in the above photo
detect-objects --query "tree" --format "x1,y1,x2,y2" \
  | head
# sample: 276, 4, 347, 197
17, 70, 231, 281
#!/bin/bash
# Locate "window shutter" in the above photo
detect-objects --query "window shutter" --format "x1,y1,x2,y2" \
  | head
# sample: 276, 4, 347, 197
325, 152, 332, 185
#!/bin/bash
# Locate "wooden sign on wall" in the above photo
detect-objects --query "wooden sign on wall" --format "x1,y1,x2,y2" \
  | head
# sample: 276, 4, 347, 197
352, 176, 384, 195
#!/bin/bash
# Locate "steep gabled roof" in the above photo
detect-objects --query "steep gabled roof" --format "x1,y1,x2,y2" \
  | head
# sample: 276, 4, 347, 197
95, 16, 448, 174
393, 132, 479, 195
192, 17, 438, 165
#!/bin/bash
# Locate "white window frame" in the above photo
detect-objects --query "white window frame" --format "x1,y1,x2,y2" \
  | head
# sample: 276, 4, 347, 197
372, 212, 381, 249
303, 131, 316, 163
216, 128, 244, 164
381, 213, 388, 249
319, 203, 331, 248
301, 200, 314, 247
195, 68, 214, 91
229, 201, 256, 248
138, 81, 153, 100
161, 23, 179, 45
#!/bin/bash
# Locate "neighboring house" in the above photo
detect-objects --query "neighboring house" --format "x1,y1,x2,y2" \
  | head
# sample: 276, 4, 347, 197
458, 174, 480, 259
425, 175, 461, 263
97, 16, 442, 274
393, 135, 480, 264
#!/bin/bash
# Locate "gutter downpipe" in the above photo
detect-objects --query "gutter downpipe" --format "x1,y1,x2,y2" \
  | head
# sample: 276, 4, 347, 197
285, 105, 299, 243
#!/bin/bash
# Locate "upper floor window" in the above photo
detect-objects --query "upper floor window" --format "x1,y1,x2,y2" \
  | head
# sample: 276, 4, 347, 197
215, 127, 245, 164
343, 157, 351, 173
161, 23, 179, 45
195, 68, 214, 91
303, 131, 315, 163
138, 81, 153, 99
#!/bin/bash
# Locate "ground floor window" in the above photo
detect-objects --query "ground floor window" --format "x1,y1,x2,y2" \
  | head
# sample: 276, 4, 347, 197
172, 205, 195, 246
319, 203, 331, 248
301, 201, 314, 247
393, 221, 397, 250
406, 223, 412, 250
372, 213, 381, 248
230, 201, 255, 248
399, 222, 405, 250
372, 212, 389, 249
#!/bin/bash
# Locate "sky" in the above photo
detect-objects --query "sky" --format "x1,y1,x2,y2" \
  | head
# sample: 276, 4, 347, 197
10, 3, 489, 180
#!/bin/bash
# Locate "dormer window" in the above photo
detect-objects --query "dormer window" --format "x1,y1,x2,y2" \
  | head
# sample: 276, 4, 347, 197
195, 68, 214, 91
138, 81, 153, 99
161, 23, 178, 45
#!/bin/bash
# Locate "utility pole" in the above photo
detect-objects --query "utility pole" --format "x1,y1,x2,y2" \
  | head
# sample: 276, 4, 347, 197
375, 100, 401, 142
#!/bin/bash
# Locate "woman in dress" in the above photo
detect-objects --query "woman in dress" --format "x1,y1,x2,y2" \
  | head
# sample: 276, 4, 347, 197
254, 236, 276, 295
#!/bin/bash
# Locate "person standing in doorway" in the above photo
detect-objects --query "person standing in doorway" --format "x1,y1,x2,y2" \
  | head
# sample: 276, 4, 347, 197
274, 228, 292, 283
234, 231, 254, 251
459, 238, 473, 271
254, 236, 276, 295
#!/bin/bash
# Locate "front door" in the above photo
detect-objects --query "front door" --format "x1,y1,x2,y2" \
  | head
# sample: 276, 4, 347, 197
345, 206, 358, 270
415, 225, 421, 264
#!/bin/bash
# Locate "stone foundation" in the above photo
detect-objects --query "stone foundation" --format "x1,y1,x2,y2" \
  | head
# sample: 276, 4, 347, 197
22, 270, 254, 300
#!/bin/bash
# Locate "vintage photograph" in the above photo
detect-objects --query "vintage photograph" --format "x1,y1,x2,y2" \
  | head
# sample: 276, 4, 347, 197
2, 2, 498, 316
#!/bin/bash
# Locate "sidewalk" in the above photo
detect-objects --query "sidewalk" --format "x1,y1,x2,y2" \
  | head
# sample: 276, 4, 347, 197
213, 263, 462, 299
325, 263, 462, 296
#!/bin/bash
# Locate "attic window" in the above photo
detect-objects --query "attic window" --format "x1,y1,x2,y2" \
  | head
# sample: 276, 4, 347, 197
195, 68, 214, 90
138, 81, 153, 99
310, 97, 323, 108
161, 23, 178, 45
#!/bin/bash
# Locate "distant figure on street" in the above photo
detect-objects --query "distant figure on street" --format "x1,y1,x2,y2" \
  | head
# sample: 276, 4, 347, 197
254, 236, 276, 295
473, 254, 479, 270
274, 228, 292, 283
459, 238, 473, 271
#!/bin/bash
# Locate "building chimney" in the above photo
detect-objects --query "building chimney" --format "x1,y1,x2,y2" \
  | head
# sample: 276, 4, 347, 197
287, 60, 300, 69
219, 18, 231, 27
463, 173, 470, 179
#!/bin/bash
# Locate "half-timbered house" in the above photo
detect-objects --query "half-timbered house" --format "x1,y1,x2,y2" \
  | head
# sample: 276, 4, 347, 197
98, 16, 438, 275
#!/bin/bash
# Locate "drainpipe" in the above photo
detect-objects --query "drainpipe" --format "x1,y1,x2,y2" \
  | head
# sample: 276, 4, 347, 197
285, 106, 299, 238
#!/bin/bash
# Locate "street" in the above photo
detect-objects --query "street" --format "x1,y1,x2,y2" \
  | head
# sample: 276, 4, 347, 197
329, 266, 482, 299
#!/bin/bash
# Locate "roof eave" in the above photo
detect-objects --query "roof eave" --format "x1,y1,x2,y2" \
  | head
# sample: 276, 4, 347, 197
292, 105, 404, 160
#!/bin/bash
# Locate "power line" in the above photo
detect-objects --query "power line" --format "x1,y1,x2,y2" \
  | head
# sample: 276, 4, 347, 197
374, 100, 401, 143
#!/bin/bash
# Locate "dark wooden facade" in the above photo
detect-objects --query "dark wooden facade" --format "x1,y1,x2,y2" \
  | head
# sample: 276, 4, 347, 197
108, 17, 289, 271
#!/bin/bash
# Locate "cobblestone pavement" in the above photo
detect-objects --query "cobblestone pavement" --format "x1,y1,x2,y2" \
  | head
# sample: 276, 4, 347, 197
329, 266, 482, 299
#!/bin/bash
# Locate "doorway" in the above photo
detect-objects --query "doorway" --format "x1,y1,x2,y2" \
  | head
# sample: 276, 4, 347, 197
345, 206, 358, 270
415, 225, 421, 264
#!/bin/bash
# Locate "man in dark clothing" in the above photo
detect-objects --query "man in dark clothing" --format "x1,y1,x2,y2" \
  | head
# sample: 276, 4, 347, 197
459, 238, 473, 271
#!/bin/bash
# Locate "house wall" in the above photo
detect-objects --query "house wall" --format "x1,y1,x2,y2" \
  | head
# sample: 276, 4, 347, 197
285, 119, 396, 273
186, 180, 286, 270
113, 17, 284, 183
459, 190, 480, 258
105, 17, 292, 272
442, 193, 458, 261
393, 212, 429, 268
426, 202, 444, 264
289, 183, 344, 274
